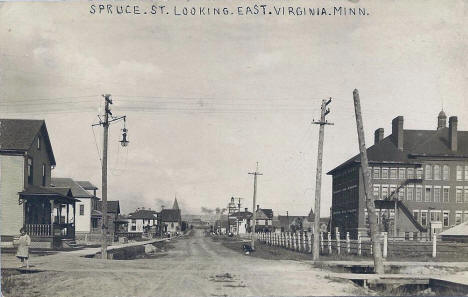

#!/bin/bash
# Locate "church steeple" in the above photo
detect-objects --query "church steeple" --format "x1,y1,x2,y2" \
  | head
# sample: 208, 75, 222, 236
172, 196, 180, 210
437, 110, 447, 130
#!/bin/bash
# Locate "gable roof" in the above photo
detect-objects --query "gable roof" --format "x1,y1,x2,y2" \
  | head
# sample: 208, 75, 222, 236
76, 181, 98, 191
128, 209, 158, 219
160, 209, 181, 222
231, 211, 252, 220
51, 178, 94, 198
259, 208, 273, 219
440, 222, 468, 237
0, 119, 56, 165
97, 200, 120, 214
328, 127, 468, 175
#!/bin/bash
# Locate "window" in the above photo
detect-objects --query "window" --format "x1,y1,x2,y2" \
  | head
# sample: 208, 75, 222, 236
382, 168, 389, 179
457, 166, 463, 181
443, 211, 450, 227
443, 187, 450, 203
27, 157, 33, 184
37, 137, 41, 150
443, 165, 450, 180
381, 185, 389, 199
132, 225, 136, 231
390, 168, 398, 179
434, 187, 441, 203
406, 185, 414, 201
416, 186, 423, 201
79, 204, 84, 216
465, 187, 468, 203
42, 164, 46, 186
421, 211, 428, 226
425, 165, 432, 180
416, 168, 423, 179
430, 211, 441, 222
433, 165, 441, 180
373, 167, 380, 179
398, 187, 405, 200
425, 186, 432, 202
390, 185, 397, 199
373, 185, 380, 199
413, 210, 419, 222
465, 166, 468, 181
455, 212, 462, 225
407, 168, 415, 179
456, 187, 463, 203
398, 168, 406, 180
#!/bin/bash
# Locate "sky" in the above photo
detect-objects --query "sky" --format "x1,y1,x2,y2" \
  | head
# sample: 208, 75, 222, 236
0, 0, 467, 216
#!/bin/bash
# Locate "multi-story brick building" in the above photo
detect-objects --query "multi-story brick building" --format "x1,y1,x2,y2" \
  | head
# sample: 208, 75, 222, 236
328, 112, 468, 238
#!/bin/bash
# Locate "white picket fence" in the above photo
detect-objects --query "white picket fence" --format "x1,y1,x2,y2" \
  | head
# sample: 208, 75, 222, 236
256, 231, 441, 258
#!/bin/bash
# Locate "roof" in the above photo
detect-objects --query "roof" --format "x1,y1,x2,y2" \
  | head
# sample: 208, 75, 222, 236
0, 119, 56, 165
51, 178, 94, 198
19, 185, 79, 203
128, 209, 158, 220
231, 211, 252, 220
160, 209, 181, 222
97, 201, 120, 214
328, 127, 468, 175
440, 222, 468, 237
258, 208, 273, 219
76, 181, 98, 191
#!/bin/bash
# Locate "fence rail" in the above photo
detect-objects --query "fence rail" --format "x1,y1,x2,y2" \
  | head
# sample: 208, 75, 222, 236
256, 231, 468, 259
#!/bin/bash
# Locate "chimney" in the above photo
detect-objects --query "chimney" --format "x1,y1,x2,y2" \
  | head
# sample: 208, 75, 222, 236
449, 116, 458, 151
392, 116, 404, 151
244, 208, 248, 212
374, 128, 384, 145
256, 204, 259, 211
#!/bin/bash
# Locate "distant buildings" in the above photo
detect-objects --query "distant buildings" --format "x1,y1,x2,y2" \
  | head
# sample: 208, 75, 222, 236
328, 112, 468, 238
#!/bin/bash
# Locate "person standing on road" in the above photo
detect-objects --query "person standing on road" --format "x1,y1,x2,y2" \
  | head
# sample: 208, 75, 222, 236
16, 227, 31, 268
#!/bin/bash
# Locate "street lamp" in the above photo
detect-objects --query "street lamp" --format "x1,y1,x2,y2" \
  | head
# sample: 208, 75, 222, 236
120, 127, 129, 147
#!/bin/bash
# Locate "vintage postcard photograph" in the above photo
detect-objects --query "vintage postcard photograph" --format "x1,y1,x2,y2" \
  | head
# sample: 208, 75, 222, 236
0, 0, 467, 296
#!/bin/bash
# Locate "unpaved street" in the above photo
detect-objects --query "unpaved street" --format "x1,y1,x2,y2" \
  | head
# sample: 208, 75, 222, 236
2, 230, 364, 296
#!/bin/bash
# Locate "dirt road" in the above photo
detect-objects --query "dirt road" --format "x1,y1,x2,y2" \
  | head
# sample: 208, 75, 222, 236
2, 230, 364, 297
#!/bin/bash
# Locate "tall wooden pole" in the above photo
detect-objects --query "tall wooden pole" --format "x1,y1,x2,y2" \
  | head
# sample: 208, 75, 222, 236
312, 98, 333, 261
352, 89, 384, 274
101, 95, 111, 259
249, 162, 262, 250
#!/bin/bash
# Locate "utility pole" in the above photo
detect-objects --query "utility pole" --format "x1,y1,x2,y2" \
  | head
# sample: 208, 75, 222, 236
312, 98, 333, 261
93, 94, 129, 259
352, 89, 384, 274
248, 162, 262, 250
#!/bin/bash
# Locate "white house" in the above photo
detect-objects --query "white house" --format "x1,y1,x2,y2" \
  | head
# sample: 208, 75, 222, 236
127, 208, 158, 234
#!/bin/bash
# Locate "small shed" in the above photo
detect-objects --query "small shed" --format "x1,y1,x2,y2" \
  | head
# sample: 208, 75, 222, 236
439, 222, 468, 243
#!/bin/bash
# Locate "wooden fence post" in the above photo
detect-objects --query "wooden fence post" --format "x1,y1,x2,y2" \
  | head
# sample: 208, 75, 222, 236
308, 232, 312, 253
358, 232, 362, 256
432, 233, 437, 258
320, 232, 324, 254
336, 231, 341, 255
327, 232, 332, 254
383, 232, 388, 258
346, 232, 350, 254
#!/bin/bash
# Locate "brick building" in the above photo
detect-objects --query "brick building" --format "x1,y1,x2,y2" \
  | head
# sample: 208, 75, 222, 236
328, 112, 468, 238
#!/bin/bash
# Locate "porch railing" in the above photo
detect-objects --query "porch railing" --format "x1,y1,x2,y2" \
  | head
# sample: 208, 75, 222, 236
25, 224, 51, 237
